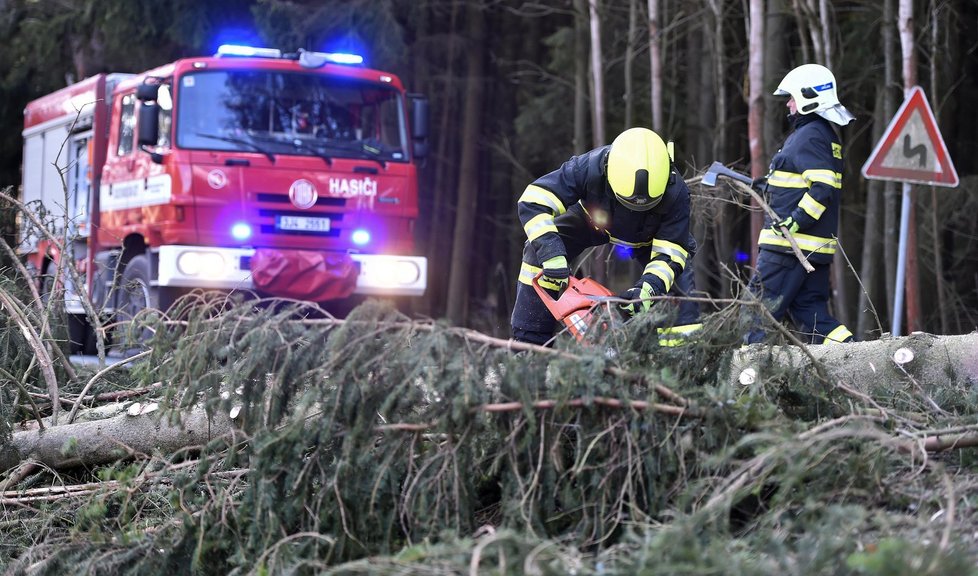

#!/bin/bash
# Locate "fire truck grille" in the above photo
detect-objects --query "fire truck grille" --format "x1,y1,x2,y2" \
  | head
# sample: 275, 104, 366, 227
258, 225, 341, 237
255, 193, 347, 207
254, 193, 347, 237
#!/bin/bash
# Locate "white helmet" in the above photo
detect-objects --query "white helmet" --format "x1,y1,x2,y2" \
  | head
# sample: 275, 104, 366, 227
774, 64, 854, 125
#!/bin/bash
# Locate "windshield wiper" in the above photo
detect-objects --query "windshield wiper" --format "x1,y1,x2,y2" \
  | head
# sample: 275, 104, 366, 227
194, 133, 276, 163
314, 139, 388, 169
357, 143, 388, 169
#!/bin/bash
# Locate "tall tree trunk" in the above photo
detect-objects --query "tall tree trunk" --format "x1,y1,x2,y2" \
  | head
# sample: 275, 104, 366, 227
687, 0, 715, 298
589, 0, 606, 146
427, 3, 462, 318
747, 0, 766, 259
858, 91, 886, 340
624, 0, 638, 129
882, 0, 899, 327
746, 0, 765, 176
898, 0, 921, 333
588, 0, 609, 284
446, 3, 486, 325
574, 0, 589, 154
928, 1, 948, 334
763, 0, 789, 284
647, 0, 663, 132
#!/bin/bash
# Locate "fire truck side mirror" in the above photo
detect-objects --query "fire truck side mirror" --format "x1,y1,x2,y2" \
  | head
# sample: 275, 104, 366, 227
138, 103, 160, 146
137, 103, 164, 163
409, 94, 429, 160
136, 83, 159, 102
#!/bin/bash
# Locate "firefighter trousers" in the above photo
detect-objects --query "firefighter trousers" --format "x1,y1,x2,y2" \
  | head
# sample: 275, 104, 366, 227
511, 205, 700, 346
745, 249, 854, 344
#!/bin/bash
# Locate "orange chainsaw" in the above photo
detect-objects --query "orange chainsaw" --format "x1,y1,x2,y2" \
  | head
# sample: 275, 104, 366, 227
532, 272, 618, 342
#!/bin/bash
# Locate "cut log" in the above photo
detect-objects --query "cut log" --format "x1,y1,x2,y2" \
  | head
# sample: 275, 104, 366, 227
0, 404, 234, 472
731, 332, 978, 394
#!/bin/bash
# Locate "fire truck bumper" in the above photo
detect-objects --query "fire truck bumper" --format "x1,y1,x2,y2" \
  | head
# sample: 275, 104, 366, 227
155, 245, 427, 298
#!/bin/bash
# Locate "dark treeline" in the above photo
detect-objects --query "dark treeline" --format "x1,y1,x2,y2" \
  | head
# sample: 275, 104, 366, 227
2, 0, 977, 338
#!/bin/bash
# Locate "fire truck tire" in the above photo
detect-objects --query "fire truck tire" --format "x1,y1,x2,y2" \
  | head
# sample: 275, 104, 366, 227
115, 255, 158, 351
68, 314, 97, 356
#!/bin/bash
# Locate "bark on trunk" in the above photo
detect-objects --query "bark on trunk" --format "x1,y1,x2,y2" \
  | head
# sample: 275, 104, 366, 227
574, 0, 589, 154
899, 0, 922, 334
647, 0, 662, 133
624, 0, 637, 129
730, 332, 978, 394
882, 0, 899, 323
445, 2, 486, 325
0, 406, 234, 472
589, 0, 606, 146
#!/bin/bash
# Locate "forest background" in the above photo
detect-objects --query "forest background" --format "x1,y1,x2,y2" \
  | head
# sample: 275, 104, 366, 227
1, 0, 977, 339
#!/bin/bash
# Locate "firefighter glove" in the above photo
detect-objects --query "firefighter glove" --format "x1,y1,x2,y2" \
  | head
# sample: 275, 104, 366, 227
539, 255, 570, 299
617, 281, 656, 317
772, 215, 800, 237
751, 177, 767, 192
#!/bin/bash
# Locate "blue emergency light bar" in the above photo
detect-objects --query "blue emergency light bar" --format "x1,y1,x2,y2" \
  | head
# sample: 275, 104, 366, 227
321, 52, 363, 65
215, 44, 283, 58
215, 44, 364, 67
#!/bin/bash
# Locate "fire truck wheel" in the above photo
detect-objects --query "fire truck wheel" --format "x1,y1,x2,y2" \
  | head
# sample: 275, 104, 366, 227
115, 255, 159, 351
68, 314, 97, 356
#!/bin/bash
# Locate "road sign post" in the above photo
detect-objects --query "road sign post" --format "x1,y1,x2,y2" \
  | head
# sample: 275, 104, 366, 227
861, 86, 958, 337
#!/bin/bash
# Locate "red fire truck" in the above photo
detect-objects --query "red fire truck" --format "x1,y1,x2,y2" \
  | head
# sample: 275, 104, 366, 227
21, 45, 429, 353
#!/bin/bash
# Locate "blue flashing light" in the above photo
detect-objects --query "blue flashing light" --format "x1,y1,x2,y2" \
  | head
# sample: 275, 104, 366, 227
216, 44, 282, 59
231, 222, 253, 241
352, 229, 371, 246
324, 52, 363, 65
613, 245, 634, 259
734, 249, 751, 264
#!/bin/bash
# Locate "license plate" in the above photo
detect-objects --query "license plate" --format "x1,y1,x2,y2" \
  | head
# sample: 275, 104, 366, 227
276, 215, 331, 232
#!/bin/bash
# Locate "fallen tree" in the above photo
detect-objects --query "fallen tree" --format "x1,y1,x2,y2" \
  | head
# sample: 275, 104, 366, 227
3, 297, 978, 574
732, 331, 978, 394
0, 403, 234, 471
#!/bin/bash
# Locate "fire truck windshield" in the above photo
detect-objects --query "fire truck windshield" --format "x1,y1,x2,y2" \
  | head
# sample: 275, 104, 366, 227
176, 69, 409, 162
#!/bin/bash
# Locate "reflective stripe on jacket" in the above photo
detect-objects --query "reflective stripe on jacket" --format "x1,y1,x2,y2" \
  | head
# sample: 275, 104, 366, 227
759, 114, 843, 265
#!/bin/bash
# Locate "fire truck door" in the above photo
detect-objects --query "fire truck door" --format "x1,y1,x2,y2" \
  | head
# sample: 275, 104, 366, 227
67, 132, 92, 239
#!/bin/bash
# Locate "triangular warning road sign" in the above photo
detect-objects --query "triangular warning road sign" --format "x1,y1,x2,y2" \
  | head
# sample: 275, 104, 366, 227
862, 86, 959, 187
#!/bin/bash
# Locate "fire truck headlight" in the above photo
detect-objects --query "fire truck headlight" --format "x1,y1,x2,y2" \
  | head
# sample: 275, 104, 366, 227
231, 222, 252, 241
390, 260, 421, 286
352, 228, 370, 246
177, 250, 228, 279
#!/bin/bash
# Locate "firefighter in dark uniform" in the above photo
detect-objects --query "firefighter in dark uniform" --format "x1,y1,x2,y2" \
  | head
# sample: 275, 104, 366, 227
746, 64, 855, 344
510, 127, 700, 346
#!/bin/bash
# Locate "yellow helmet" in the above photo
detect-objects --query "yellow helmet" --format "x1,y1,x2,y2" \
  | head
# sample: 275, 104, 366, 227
607, 128, 671, 211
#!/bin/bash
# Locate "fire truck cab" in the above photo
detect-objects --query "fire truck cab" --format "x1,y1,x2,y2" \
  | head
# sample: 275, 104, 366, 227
21, 45, 429, 353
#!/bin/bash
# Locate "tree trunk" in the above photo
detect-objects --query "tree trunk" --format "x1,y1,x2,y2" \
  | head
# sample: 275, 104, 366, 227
426, 3, 462, 318
927, 3, 948, 334
624, 0, 638, 130
730, 332, 978, 394
747, 0, 766, 257
446, 2, 486, 325
898, 0, 921, 335
574, 0, 589, 153
0, 405, 233, 472
858, 90, 886, 340
647, 0, 663, 133
882, 0, 899, 327
589, 0, 606, 146
746, 0, 765, 179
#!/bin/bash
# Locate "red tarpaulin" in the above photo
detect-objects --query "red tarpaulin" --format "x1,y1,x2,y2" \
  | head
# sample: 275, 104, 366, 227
250, 249, 359, 301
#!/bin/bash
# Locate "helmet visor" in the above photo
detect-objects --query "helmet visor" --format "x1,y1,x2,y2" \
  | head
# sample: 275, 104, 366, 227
613, 191, 661, 212
611, 167, 663, 211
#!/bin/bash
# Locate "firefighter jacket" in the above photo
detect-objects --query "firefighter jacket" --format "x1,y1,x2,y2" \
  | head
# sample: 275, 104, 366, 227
759, 113, 843, 266
517, 146, 695, 296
